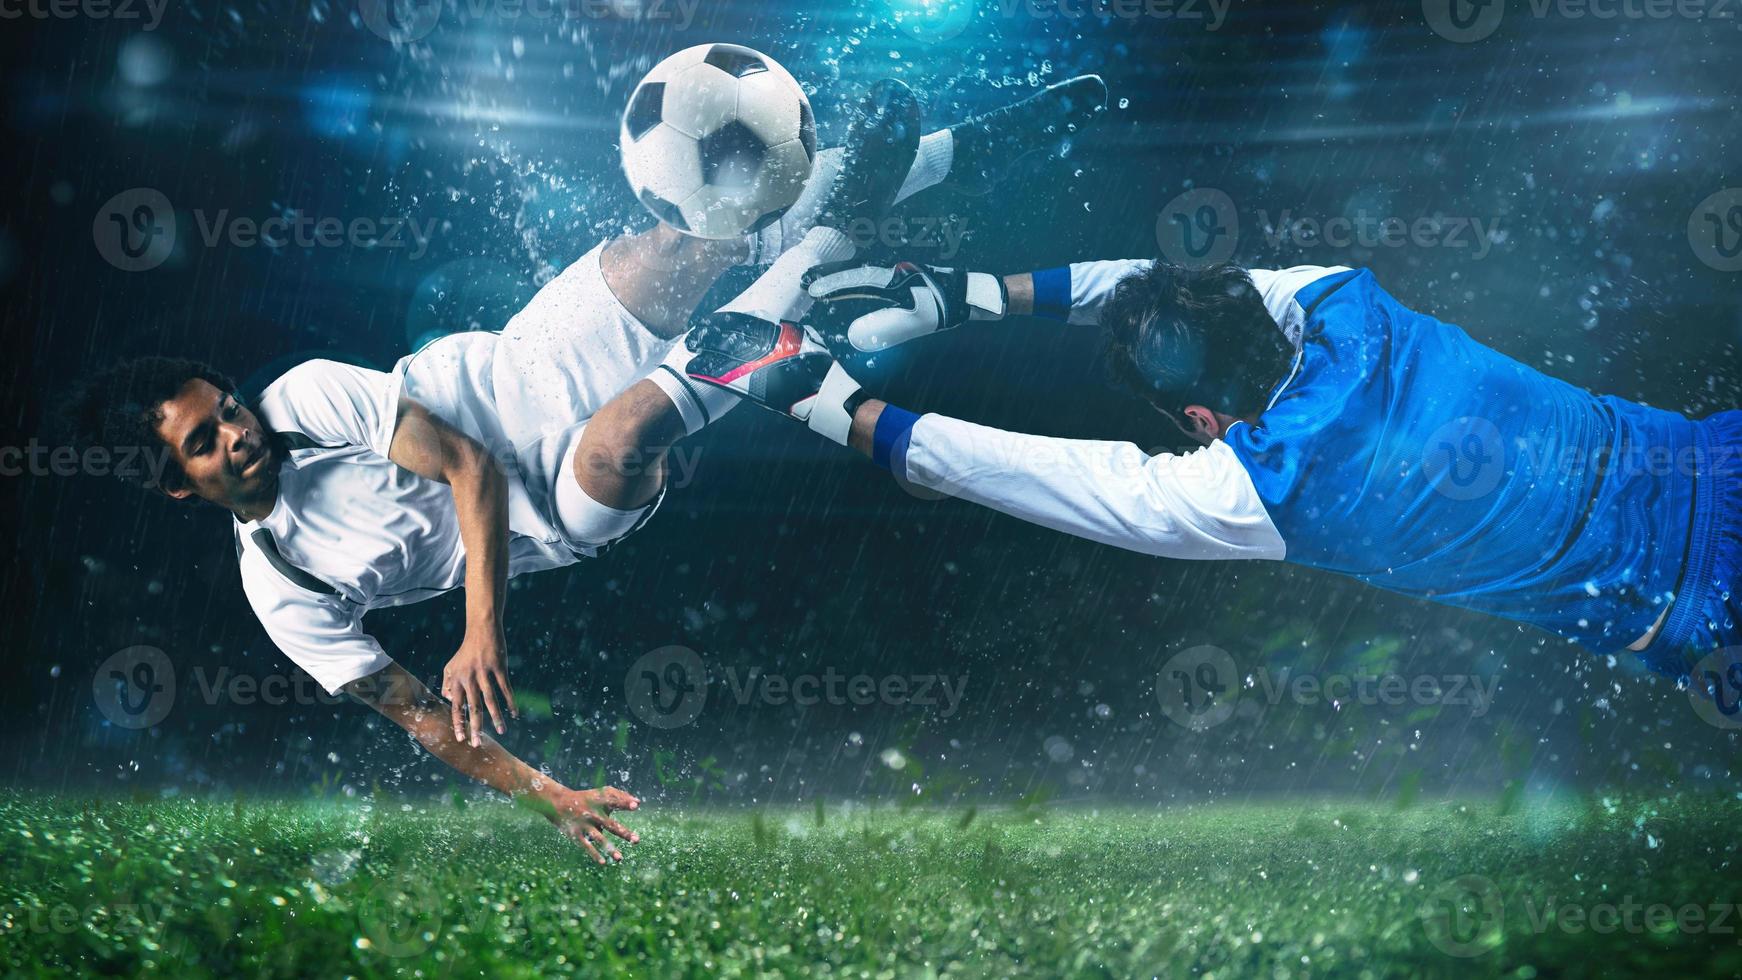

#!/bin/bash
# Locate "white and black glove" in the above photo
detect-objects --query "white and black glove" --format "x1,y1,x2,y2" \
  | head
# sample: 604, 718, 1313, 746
684, 313, 864, 446
803, 260, 1007, 353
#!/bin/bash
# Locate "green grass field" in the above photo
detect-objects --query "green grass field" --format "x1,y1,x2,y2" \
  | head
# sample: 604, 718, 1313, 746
4, 792, 1740, 978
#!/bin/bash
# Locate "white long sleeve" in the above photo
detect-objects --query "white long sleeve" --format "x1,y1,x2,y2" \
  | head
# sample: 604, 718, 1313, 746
897, 414, 1285, 561
1064, 259, 1152, 325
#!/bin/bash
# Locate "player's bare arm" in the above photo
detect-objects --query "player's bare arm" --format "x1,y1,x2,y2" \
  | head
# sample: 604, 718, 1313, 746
346, 662, 639, 864
386, 398, 516, 745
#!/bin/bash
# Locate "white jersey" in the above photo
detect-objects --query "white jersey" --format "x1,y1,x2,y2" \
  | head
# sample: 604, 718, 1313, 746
235, 242, 679, 695
235, 359, 579, 695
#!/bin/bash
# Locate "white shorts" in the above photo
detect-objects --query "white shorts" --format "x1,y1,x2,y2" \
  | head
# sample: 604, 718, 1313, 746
397, 242, 677, 553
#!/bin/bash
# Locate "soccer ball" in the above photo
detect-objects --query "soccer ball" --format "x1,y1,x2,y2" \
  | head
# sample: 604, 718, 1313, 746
620, 44, 818, 240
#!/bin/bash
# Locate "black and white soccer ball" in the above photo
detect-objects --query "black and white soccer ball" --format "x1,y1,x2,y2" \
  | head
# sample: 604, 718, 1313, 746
620, 44, 818, 240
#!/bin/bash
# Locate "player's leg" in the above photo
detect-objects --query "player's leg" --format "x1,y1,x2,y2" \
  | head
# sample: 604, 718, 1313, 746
944, 73, 1109, 195
596, 98, 959, 323
593, 121, 936, 339
490, 216, 756, 454
747, 74, 1108, 262
544, 74, 1110, 539
484, 228, 736, 558
677, 76, 1115, 454
554, 82, 924, 544
492, 209, 761, 438
554, 377, 690, 546
591, 73, 1109, 342
582, 90, 962, 340
598, 223, 749, 340
557, 230, 881, 541
593, 94, 953, 340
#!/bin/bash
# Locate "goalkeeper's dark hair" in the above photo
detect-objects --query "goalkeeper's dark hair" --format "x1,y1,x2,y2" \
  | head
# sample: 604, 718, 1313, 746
1100, 261, 1294, 418
58, 356, 238, 494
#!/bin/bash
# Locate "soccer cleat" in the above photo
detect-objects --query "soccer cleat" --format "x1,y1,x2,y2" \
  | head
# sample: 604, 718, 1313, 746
948, 74, 1109, 196
684, 313, 864, 445
815, 79, 923, 233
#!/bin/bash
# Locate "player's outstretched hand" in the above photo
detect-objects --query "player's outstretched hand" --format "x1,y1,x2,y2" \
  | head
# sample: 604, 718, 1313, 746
545, 785, 642, 865
441, 627, 517, 746
804, 260, 1007, 353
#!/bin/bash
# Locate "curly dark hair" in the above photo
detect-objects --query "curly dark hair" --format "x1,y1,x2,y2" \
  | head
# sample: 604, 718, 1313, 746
59, 356, 238, 494
1100, 262, 1294, 419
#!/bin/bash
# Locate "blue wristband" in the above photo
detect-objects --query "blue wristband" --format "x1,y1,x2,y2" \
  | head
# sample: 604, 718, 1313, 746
1031, 266, 1072, 321
871, 405, 922, 473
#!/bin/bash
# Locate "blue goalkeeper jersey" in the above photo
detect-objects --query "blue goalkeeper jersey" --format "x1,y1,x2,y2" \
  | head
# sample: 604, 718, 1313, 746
1224, 269, 1715, 669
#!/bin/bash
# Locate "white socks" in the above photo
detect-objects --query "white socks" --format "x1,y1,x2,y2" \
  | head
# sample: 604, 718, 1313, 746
747, 129, 955, 264
719, 225, 857, 324
900, 129, 956, 205
648, 343, 743, 438
555, 440, 656, 547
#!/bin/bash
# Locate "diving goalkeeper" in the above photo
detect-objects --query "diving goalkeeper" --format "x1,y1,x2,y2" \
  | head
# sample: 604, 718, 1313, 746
685, 258, 1739, 685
